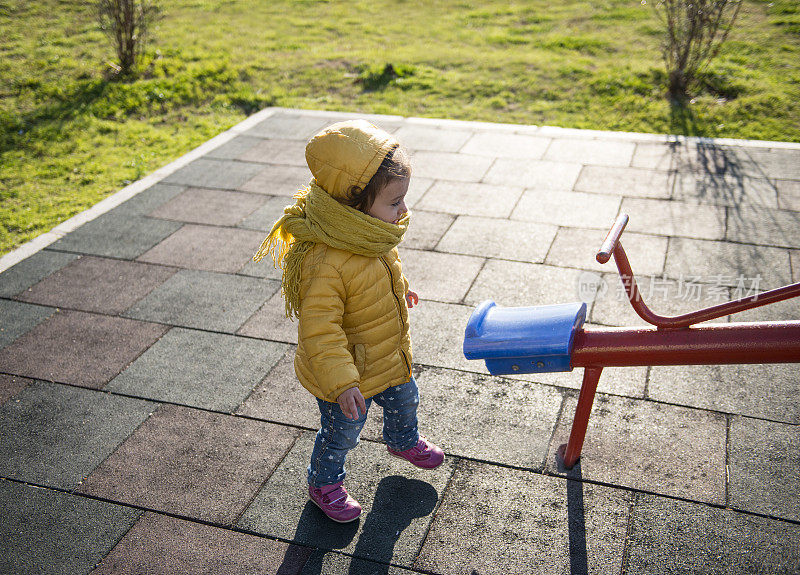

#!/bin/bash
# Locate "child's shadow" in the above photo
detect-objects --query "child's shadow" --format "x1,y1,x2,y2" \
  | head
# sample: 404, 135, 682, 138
284, 475, 439, 574
352, 475, 439, 569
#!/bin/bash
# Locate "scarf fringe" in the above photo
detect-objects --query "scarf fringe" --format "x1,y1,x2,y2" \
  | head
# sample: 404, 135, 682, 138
252, 219, 306, 319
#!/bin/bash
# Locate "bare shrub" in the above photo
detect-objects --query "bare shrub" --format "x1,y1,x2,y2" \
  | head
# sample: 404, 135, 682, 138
97, 0, 161, 77
654, 0, 742, 100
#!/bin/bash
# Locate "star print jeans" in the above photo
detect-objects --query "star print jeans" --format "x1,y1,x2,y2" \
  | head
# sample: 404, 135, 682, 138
307, 376, 420, 487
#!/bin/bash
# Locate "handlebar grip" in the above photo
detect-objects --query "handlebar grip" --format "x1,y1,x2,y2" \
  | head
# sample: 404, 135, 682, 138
597, 214, 629, 263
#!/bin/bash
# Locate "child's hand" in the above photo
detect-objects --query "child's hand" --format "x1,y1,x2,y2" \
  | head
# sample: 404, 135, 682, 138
405, 290, 419, 309
337, 387, 366, 420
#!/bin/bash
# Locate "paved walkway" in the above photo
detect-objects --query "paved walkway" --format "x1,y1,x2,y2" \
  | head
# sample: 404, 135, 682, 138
1, 108, 799, 574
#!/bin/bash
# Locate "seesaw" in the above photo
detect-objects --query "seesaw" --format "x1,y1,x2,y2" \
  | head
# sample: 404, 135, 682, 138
463, 214, 800, 469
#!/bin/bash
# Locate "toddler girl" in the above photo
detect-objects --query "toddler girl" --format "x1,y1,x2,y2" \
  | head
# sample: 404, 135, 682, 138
253, 120, 443, 523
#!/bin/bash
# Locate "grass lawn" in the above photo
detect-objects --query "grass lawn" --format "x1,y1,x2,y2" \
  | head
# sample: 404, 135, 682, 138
1, 0, 799, 256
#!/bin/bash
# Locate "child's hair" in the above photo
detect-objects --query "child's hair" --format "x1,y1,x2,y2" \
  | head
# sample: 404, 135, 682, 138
344, 145, 411, 213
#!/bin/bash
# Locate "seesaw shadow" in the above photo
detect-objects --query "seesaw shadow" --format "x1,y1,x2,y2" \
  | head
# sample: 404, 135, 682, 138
566, 463, 589, 575
556, 447, 590, 575
278, 475, 439, 574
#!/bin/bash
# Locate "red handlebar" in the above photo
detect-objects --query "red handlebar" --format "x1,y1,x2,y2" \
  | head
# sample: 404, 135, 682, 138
597, 214, 800, 329
596, 214, 628, 264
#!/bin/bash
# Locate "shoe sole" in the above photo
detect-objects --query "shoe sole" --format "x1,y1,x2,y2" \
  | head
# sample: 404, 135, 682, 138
308, 496, 361, 523
387, 450, 444, 469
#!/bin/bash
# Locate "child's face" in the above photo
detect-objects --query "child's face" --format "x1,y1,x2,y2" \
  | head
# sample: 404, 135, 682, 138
367, 178, 410, 224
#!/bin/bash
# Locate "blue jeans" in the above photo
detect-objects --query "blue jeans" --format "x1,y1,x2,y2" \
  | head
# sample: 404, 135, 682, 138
307, 376, 420, 487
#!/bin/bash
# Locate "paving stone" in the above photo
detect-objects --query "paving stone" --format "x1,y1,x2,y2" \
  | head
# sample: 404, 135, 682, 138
402, 210, 454, 250
405, 176, 434, 208
625, 493, 800, 574
413, 366, 563, 468
410, 300, 486, 373
545, 394, 727, 504
235, 346, 319, 428
137, 224, 265, 273
589, 271, 735, 327
15, 256, 177, 315
108, 328, 288, 412
51, 213, 182, 259
672, 172, 779, 208
0, 381, 157, 489
237, 290, 297, 344
79, 404, 301, 524
0, 479, 142, 575
649, 364, 800, 424
515, 364, 648, 399
393, 125, 473, 152
124, 270, 278, 333
726, 205, 800, 249
237, 194, 294, 231
630, 142, 679, 170
0, 373, 33, 405
238, 138, 308, 165
465, 260, 598, 310
415, 461, 630, 575
301, 112, 405, 133
0, 310, 167, 388
664, 237, 792, 290
776, 178, 800, 211
485, 158, 582, 190
728, 416, 800, 521
409, 151, 493, 182
459, 132, 551, 159
408, 116, 525, 133
109, 183, 186, 216
415, 181, 524, 218
575, 166, 674, 199
398, 248, 484, 303
0, 249, 79, 297
299, 550, 417, 575
163, 158, 265, 189
736, 147, 800, 180
511, 188, 622, 229
546, 227, 667, 276
437, 215, 556, 263
544, 138, 635, 167
244, 112, 330, 140
238, 253, 283, 280
90, 512, 310, 575
204, 135, 263, 160
672, 142, 743, 170
240, 164, 312, 196
0, 299, 54, 350
621, 197, 726, 240
672, 142, 774, 180
7, 109, 799, 570
236, 433, 454, 568
148, 187, 266, 226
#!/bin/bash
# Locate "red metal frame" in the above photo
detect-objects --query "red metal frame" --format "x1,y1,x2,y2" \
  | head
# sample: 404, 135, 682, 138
559, 214, 800, 469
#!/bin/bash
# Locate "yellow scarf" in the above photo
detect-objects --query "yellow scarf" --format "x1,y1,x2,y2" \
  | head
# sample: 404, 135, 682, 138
253, 182, 410, 318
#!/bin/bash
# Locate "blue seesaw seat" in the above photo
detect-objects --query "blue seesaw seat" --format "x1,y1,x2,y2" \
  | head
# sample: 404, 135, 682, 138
463, 300, 587, 376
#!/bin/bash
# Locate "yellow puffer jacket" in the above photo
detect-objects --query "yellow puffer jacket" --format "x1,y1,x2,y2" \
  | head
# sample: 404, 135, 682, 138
293, 119, 412, 402
295, 243, 412, 401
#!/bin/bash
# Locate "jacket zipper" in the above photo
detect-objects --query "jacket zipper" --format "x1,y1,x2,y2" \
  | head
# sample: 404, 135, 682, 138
380, 256, 411, 373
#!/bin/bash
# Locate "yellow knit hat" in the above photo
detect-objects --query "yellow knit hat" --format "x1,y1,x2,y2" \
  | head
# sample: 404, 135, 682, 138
305, 120, 400, 200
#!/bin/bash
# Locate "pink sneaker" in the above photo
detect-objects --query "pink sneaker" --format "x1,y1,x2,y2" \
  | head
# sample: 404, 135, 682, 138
387, 436, 444, 469
308, 482, 362, 523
